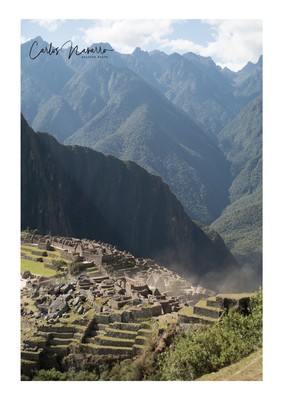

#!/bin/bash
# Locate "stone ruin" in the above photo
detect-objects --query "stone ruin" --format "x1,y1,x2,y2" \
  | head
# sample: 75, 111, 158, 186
21, 232, 217, 377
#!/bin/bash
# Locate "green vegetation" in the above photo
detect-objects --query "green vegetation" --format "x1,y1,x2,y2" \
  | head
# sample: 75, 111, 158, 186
212, 96, 262, 268
21, 259, 57, 277
26, 291, 262, 381
197, 348, 262, 381
69, 261, 86, 275
156, 289, 262, 381
212, 189, 262, 265
21, 244, 70, 278
33, 368, 99, 381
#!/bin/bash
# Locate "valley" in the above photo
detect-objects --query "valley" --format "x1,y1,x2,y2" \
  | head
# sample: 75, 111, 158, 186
20, 30, 263, 382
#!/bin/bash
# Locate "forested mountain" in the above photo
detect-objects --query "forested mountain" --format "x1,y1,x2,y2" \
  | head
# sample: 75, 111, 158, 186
232, 56, 262, 101
212, 96, 262, 282
108, 48, 242, 138
21, 38, 262, 276
21, 38, 232, 224
217, 95, 262, 202
21, 115, 239, 289
105, 49, 262, 138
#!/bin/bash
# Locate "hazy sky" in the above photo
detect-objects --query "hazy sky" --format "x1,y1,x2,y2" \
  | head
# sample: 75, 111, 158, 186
22, 19, 262, 71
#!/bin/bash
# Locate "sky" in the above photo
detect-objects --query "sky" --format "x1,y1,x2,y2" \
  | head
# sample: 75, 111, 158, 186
21, 19, 262, 71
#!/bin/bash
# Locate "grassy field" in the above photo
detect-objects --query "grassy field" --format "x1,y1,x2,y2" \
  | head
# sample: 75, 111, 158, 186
21, 245, 70, 262
21, 258, 57, 277
21, 243, 71, 278
197, 348, 262, 381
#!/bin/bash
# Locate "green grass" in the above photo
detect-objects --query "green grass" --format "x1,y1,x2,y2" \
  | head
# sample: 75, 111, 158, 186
153, 313, 178, 330
21, 258, 57, 277
178, 306, 220, 322
21, 244, 38, 252
195, 299, 222, 311
21, 245, 71, 264
97, 335, 135, 344
83, 343, 133, 351
197, 349, 262, 381
217, 293, 254, 300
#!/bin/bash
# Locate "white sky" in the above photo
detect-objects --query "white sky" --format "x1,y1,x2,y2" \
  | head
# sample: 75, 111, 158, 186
21, 19, 262, 71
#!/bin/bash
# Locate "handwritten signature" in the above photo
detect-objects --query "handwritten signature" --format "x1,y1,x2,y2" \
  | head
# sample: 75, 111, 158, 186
29, 40, 114, 60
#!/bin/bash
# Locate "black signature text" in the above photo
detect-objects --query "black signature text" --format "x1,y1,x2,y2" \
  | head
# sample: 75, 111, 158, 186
29, 40, 114, 60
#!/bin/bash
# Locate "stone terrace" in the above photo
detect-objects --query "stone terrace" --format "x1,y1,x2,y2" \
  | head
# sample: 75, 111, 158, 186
21, 232, 216, 370
178, 293, 254, 325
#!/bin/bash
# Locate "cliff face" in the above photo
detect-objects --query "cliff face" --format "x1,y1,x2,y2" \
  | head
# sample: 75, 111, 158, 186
21, 115, 236, 283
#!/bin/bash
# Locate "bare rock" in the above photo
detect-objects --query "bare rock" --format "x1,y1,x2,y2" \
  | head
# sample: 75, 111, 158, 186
22, 270, 31, 279
48, 296, 69, 318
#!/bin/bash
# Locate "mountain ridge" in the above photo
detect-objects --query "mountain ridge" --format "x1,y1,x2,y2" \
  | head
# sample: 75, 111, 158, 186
21, 115, 240, 290
22, 44, 232, 224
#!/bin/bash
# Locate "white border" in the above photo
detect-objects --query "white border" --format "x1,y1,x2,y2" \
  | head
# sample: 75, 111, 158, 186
1, 1, 281, 399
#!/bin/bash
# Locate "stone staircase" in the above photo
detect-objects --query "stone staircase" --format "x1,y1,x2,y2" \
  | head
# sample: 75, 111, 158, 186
83, 320, 152, 356
37, 323, 84, 356
21, 334, 48, 377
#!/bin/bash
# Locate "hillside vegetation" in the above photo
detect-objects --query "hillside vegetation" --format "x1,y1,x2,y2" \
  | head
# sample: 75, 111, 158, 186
156, 289, 262, 381
212, 96, 262, 275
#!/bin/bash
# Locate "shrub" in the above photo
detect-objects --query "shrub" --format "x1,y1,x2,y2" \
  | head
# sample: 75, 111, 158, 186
69, 261, 85, 275
157, 289, 262, 381
33, 368, 68, 381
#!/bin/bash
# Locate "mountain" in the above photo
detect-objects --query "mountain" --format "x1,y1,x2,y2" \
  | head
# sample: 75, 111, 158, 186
21, 37, 74, 124
21, 41, 232, 224
217, 95, 262, 202
107, 49, 243, 137
32, 95, 81, 142
64, 62, 231, 223
232, 56, 262, 102
21, 115, 239, 290
211, 189, 262, 289
21, 39, 262, 270
212, 96, 262, 285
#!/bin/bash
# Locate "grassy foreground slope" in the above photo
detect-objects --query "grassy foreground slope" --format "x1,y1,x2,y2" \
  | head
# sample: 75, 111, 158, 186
197, 348, 262, 381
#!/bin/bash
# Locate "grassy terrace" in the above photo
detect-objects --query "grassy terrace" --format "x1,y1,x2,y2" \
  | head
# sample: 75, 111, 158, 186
21, 244, 72, 277
216, 293, 255, 300
21, 244, 62, 258
83, 343, 133, 351
178, 306, 221, 323
21, 244, 70, 263
195, 299, 222, 311
21, 258, 57, 277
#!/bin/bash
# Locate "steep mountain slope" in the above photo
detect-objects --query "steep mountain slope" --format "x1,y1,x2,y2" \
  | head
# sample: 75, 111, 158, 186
212, 189, 262, 289
21, 115, 238, 289
108, 48, 242, 137
21, 40, 232, 224
21, 37, 74, 124
232, 56, 262, 102
64, 62, 231, 223
32, 95, 81, 143
217, 95, 262, 202
212, 96, 262, 283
